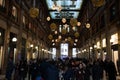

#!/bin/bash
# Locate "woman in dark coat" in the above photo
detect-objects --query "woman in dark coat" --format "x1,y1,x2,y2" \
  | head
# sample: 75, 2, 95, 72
106, 59, 117, 80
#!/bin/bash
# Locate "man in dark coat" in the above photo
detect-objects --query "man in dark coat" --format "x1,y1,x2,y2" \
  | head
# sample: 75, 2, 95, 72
5, 58, 15, 80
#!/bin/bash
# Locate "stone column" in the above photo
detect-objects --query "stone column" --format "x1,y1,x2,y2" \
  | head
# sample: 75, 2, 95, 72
104, 11, 112, 59
15, 24, 22, 62
56, 47, 60, 59
68, 47, 72, 58
117, 21, 120, 59
2, 22, 11, 73
116, 0, 120, 59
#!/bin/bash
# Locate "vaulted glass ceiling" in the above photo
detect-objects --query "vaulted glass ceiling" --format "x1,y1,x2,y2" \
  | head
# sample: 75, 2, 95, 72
46, 0, 83, 19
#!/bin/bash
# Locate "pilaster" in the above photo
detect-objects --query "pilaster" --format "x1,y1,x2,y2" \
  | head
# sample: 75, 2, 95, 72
15, 24, 22, 62
56, 47, 60, 59
2, 21, 11, 73
68, 47, 72, 58
104, 10, 112, 59
117, 21, 120, 59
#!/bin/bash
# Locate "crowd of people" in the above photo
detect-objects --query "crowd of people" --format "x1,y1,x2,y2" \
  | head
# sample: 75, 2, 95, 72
5, 56, 118, 80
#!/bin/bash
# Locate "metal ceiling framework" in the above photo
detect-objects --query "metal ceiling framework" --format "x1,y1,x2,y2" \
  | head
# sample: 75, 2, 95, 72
46, 0, 83, 19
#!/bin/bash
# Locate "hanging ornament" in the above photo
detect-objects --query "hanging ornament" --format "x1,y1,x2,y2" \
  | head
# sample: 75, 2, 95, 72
29, 8, 39, 18
47, 16, 51, 21
72, 26, 77, 31
52, 39, 54, 42
86, 23, 90, 28
52, 4, 56, 10
75, 39, 78, 42
61, 29, 67, 34
70, 18, 77, 26
48, 34, 53, 40
77, 22, 81, 26
57, 5, 62, 12
64, 24, 68, 28
54, 31, 58, 34
91, 0, 105, 7
29, 0, 39, 18
74, 32, 79, 38
58, 35, 62, 39
68, 37, 72, 41
62, 18, 66, 23
70, 40, 74, 46
65, 38, 68, 42
50, 23, 57, 30
57, 39, 60, 42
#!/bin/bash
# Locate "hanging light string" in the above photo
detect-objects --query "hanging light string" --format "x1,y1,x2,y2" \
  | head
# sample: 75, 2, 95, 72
87, 6, 88, 22
62, 0, 66, 23
86, 6, 90, 28
33, 0, 35, 7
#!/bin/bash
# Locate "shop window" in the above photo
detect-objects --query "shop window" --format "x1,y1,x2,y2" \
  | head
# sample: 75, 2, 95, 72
59, 25, 62, 32
0, 0, 5, 7
102, 38, 106, 47
72, 48, 77, 57
109, 4, 116, 21
0, 0, 6, 13
60, 43, 68, 56
12, 6, 17, 21
51, 48, 56, 59
97, 41, 101, 49
110, 33, 118, 45
23, 16, 25, 25
22, 15, 25, 28
0, 28, 5, 46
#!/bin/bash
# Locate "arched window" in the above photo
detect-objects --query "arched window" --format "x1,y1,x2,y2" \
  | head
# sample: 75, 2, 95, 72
51, 48, 56, 59
12, 6, 17, 18
60, 43, 68, 56
72, 48, 77, 57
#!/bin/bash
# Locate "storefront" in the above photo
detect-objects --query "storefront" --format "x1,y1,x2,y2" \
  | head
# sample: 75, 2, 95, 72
0, 27, 5, 70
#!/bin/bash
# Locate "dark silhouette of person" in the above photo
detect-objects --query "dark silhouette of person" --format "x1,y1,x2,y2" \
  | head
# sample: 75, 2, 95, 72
104, 57, 117, 80
5, 57, 15, 80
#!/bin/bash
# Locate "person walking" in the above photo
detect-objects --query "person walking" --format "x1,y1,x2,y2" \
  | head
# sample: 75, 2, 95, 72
104, 57, 117, 80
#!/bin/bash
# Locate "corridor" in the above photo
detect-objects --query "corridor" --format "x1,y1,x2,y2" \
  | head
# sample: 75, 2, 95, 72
0, 0, 120, 80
